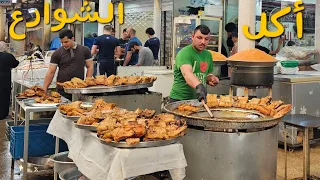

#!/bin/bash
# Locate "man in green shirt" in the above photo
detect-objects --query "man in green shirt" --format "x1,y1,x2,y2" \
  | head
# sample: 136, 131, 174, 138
169, 25, 219, 103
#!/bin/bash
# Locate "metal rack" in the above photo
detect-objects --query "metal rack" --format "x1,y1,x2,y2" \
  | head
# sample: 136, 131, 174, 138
172, 15, 223, 66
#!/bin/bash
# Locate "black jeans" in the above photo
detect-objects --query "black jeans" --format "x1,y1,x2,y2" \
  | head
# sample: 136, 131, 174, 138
99, 61, 115, 77
0, 88, 11, 119
93, 61, 98, 77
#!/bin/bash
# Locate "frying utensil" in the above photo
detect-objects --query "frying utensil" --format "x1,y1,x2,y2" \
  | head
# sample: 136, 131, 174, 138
202, 99, 214, 117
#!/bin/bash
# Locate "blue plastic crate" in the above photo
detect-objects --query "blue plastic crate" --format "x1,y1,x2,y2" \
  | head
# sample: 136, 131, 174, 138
10, 124, 68, 159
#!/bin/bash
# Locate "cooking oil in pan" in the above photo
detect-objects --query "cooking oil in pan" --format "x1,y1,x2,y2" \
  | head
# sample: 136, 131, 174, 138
191, 109, 263, 120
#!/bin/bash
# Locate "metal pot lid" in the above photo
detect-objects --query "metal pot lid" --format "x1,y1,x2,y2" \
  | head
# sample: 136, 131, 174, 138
163, 100, 283, 130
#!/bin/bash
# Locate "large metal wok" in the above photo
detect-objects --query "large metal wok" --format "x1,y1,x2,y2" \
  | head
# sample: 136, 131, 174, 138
163, 100, 283, 130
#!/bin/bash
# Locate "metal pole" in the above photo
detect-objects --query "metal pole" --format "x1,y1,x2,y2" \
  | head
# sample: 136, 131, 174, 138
163, 11, 166, 66
303, 127, 310, 180
54, 137, 60, 180
22, 110, 30, 180
154, 0, 161, 62
0, 7, 5, 41
284, 123, 287, 180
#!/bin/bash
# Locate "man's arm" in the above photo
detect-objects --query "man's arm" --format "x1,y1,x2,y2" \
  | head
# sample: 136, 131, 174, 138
123, 51, 132, 66
269, 37, 283, 55
180, 64, 201, 88
136, 51, 145, 66
115, 46, 121, 58
85, 60, 94, 77
144, 40, 149, 47
43, 64, 57, 92
91, 45, 98, 55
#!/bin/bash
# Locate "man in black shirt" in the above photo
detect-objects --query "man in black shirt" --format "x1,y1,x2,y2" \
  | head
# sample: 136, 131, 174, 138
0, 41, 19, 119
144, 27, 160, 66
225, 22, 237, 51
91, 25, 121, 76
119, 28, 129, 48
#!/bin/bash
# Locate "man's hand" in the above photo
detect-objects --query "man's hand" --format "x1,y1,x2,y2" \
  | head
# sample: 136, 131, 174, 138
196, 84, 207, 103
207, 75, 219, 86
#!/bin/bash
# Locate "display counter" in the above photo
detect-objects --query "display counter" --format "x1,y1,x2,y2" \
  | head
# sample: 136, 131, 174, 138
273, 72, 320, 117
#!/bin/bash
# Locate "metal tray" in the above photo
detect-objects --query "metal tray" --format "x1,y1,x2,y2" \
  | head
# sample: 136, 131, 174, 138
64, 82, 154, 94
163, 99, 283, 130
23, 98, 66, 107
15, 95, 30, 100
98, 136, 182, 148
60, 112, 80, 121
73, 121, 97, 132
58, 102, 94, 120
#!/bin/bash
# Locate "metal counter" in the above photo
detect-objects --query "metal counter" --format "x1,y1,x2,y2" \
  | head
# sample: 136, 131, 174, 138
273, 72, 320, 146
181, 126, 279, 180
273, 72, 320, 117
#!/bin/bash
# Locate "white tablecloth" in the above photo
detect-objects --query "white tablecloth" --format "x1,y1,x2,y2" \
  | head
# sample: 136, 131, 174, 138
47, 111, 187, 180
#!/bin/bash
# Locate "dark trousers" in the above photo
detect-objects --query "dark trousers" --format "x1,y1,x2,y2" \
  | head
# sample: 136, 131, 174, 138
99, 61, 115, 77
57, 88, 72, 101
0, 88, 11, 119
93, 61, 98, 77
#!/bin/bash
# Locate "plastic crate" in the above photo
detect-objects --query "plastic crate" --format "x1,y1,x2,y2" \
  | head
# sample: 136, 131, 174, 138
5, 119, 52, 141
10, 124, 68, 160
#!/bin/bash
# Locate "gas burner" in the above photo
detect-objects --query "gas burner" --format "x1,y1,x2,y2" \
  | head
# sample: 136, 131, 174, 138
228, 85, 272, 98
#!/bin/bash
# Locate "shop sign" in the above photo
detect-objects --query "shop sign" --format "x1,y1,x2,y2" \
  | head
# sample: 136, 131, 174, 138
0, 0, 11, 6
244, 1, 304, 40
9, 1, 124, 40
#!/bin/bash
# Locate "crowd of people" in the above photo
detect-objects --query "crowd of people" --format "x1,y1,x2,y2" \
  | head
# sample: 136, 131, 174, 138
91, 25, 160, 77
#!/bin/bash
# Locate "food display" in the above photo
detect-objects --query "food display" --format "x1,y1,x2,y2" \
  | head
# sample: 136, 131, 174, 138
175, 94, 292, 119
208, 50, 227, 61
97, 112, 187, 145
16, 86, 61, 104
60, 98, 186, 146
58, 99, 116, 117
227, 49, 276, 62
57, 75, 157, 89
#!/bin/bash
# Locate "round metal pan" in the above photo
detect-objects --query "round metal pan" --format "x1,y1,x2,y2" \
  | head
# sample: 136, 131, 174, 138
163, 100, 283, 130
73, 121, 97, 132
98, 136, 182, 148
60, 112, 80, 121
15, 95, 30, 100
23, 98, 63, 107
64, 82, 154, 94
58, 102, 94, 120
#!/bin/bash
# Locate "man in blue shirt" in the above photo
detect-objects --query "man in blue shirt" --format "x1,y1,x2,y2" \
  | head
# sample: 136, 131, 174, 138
91, 25, 121, 76
144, 27, 160, 66
123, 28, 142, 66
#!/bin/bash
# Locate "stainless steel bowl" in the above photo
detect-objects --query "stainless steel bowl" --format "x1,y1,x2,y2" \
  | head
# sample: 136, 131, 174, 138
19, 157, 54, 172
59, 167, 83, 180
50, 151, 77, 174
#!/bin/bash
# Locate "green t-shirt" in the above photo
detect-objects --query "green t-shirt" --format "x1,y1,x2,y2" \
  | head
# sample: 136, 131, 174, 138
170, 45, 213, 100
